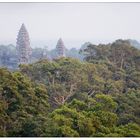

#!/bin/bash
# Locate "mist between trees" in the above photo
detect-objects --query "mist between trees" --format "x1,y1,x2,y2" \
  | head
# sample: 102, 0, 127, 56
0, 39, 140, 137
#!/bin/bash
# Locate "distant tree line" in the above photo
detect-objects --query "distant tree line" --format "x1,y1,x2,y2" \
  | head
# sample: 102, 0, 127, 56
0, 39, 140, 137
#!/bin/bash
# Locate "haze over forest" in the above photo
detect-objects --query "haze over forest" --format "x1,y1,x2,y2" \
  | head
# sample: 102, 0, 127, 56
1, 3, 140, 137
1, 3, 140, 49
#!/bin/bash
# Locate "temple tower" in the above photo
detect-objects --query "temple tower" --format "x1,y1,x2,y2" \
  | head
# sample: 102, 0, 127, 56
16, 23, 32, 64
56, 38, 66, 58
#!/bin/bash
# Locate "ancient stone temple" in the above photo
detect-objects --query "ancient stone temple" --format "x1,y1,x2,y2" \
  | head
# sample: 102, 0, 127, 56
56, 38, 66, 58
16, 23, 32, 64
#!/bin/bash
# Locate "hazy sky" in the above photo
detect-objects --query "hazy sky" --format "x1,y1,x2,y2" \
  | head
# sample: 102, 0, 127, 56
0, 3, 140, 49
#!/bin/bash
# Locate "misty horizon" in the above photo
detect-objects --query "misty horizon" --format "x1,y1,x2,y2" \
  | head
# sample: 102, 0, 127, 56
1, 38, 123, 50
1, 3, 140, 49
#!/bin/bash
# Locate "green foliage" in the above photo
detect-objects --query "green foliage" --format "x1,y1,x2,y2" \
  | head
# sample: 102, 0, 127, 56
1, 39, 140, 137
94, 94, 117, 112
0, 68, 49, 136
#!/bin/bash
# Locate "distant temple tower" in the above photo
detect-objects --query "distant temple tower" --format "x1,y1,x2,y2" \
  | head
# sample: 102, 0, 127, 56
56, 38, 66, 58
16, 23, 32, 64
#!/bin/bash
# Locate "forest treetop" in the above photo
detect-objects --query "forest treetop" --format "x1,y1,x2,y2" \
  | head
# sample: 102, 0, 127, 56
0, 39, 140, 137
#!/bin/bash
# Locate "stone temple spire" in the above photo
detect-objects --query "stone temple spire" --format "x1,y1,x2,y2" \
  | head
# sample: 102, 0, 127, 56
56, 38, 66, 58
16, 23, 32, 64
